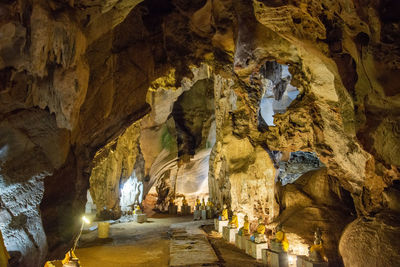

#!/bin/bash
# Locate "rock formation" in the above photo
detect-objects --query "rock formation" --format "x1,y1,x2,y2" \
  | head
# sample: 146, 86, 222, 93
0, 0, 399, 266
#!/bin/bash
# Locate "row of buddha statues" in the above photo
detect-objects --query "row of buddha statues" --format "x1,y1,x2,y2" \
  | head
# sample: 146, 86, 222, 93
120, 202, 143, 216
167, 196, 215, 211
218, 205, 327, 263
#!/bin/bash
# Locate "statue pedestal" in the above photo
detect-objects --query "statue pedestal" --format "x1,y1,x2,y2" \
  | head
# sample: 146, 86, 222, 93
246, 240, 268, 260
262, 249, 288, 267
235, 234, 249, 250
181, 205, 191, 215
168, 205, 178, 215
133, 213, 147, 223
216, 220, 229, 233
223, 227, 238, 243
296, 256, 328, 267
201, 210, 207, 220
194, 210, 201, 220
214, 218, 218, 230
235, 233, 242, 249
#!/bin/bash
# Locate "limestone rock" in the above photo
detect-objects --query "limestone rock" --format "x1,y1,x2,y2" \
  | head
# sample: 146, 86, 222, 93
339, 212, 400, 267
89, 122, 141, 213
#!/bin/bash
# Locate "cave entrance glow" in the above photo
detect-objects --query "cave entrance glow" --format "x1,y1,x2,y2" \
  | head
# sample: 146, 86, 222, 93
120, 174, 143, 213
259, 61, 299, 126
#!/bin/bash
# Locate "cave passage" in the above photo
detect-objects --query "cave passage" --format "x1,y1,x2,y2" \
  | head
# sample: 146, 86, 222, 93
1, 0, 400, 266
259, 61, 300, 126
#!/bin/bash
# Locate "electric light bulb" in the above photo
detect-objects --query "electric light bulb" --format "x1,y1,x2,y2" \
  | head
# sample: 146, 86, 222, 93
82, 216, 90, 224
288, 254, 296, 266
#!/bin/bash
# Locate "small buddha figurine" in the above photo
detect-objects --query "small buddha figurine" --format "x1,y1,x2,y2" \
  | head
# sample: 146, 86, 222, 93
201, 198, 206, 210
229, 211, 238, 228
309, 228, 327, 262
206, 198, 214, 210
273, 224, 289, 252
251, 217, 267, 243
134, 204, 142, 214
195, 196, 201, 210
182, 196, 188, 206
238, 215, 250, 236
220, 204, 228, 221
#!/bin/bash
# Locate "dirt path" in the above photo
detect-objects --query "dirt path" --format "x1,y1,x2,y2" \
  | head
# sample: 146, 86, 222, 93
76, 216, 192, 267
75, 215, 261, 267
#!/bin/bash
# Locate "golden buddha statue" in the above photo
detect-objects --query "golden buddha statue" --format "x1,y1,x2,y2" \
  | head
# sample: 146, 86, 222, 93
134, 204, 142, 214
206, 198, 214, 209
309, 228, 327, 262
273, 224, 289, 252
239, 215, 250, 236
251, 217, 267, 243
201, 198, 206, 210
229, 211, 239, 228
182, 196, 188, 206
195, 196, 201, 210
221, 204, 228, 221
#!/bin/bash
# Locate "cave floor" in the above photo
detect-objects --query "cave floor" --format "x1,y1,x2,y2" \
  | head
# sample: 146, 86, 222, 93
75, 214, 261, 267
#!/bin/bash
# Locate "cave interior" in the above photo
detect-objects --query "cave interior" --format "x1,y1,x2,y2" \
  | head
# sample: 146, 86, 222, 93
0, 0, 400, 266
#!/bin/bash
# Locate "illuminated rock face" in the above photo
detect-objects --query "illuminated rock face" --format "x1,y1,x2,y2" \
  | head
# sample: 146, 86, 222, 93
0, 0, 399, 266
89, 121, 142, 216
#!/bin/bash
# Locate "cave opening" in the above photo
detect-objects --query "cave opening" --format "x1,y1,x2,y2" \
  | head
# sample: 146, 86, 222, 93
259, 61, 300, 127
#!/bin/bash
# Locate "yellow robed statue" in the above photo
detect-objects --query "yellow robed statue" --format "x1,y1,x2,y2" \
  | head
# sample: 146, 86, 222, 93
221, 204, 228, 221
251, 217, 267, 243
134, 204, 142, 214
195, 196, 201, 210
275, 225, 289, 252
239, 215, 250, 236
201, 198, 206, 210
229, 211, 238, 228
182, 197, 188, 206
206, 198, 214, 208
309, 228, 327, 262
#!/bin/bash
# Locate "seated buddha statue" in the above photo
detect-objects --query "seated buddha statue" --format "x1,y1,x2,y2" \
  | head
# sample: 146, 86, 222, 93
251, 217, 267, 243
229, 211, 238, 228
238, 215, 250, 236
134, 204, 142, 214
309, 228, 327, 262
201, 198, 206, 210
195, 196, 201, 210
271, 224, 289, 252
220, 204, 228, 221
206, 198, 214, 210
182, 196, 188, 206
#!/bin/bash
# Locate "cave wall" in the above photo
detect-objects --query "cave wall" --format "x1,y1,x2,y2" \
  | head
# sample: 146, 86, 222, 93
209, 0, 400, 264
141, 64, 216, 209
0, 0, 217, 264
0, 0, 399, 266
89, 121, 142, 215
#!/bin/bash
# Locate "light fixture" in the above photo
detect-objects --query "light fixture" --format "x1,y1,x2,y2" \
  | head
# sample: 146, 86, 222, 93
72, 215, 91, 252
82, 216, 90, 224
288, 254, 297, 266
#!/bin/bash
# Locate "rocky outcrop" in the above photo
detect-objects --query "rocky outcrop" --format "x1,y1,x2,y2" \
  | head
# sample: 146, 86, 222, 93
339, 212, 400, 267
141, 64, 215, 208
89, 121, 142, 214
